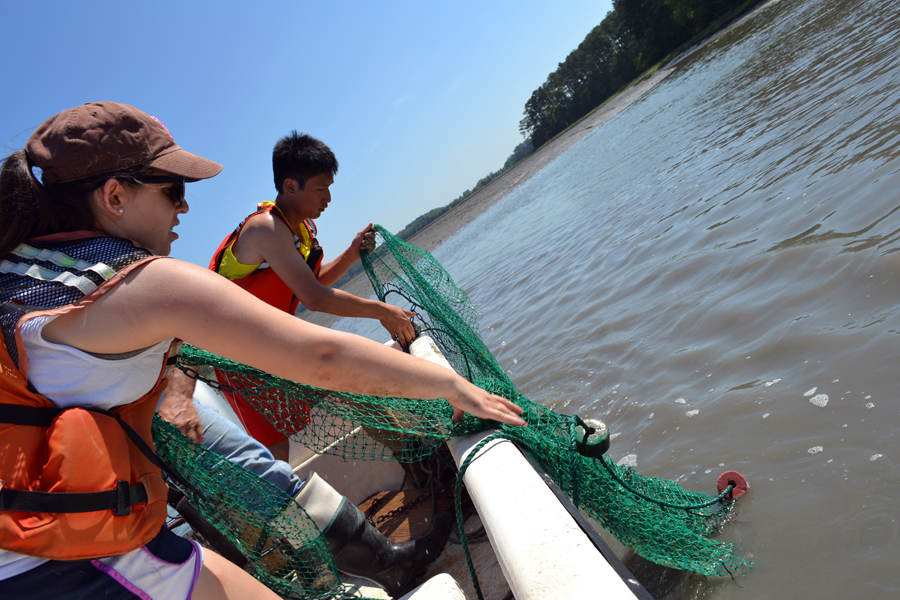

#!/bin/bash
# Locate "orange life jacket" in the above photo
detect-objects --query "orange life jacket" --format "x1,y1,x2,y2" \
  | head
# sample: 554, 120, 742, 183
209, 203, 323, 314
0, 233, 175, 560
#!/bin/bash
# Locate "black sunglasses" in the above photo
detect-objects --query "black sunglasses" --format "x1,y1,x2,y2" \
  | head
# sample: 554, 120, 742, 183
133, 174, 186, 207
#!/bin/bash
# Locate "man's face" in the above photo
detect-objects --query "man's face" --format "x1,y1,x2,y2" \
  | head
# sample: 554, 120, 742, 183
293, 172, 333, 220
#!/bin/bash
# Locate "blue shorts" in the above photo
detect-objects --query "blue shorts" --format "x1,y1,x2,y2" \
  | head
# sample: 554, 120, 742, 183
0, 527, 202, 600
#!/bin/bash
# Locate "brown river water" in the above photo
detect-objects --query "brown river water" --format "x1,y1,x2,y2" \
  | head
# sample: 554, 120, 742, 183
334, 0, 900, 597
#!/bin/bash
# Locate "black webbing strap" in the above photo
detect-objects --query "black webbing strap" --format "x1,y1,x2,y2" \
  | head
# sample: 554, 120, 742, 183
0, 481, 147, 517
0, 402, 186, 493
0, 403, 151, 516
84, 412, 255, 570
0, 404, 61, 427
0, 403, 253, 569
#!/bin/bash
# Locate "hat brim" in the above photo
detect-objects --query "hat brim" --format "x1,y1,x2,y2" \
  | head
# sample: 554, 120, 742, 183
149, 148, 223, 182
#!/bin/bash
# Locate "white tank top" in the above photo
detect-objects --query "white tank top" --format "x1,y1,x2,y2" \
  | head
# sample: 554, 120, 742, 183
0, 315, 173, 580
19, 315, 172, 410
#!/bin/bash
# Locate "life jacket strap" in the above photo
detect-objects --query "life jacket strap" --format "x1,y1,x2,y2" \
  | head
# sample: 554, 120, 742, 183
0, 403, 155, 516
0, 481, 147, 517
0, 404, 61, 427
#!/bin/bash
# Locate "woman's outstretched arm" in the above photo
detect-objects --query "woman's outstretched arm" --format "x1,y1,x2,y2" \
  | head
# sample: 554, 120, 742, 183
43, 258, 525, 426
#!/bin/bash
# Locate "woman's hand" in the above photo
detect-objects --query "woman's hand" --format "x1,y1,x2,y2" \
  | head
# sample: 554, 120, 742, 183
446, 379, 526, 426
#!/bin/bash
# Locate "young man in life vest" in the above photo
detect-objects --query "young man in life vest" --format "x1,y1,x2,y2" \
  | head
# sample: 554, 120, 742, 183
206, 131, 415, 461
156, 130, 515, 594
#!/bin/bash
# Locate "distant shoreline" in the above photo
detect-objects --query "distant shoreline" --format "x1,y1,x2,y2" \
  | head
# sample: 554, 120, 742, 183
299, 67, 672, 329
301, 0, 771, 329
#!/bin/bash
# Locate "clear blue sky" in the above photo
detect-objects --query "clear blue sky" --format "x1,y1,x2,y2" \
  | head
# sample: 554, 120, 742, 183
1, 0, 612, 266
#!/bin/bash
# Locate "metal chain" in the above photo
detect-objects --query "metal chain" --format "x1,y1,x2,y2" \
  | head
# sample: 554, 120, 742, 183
363, 494, 389, 527
177, 365, 236, 394
370, 491, 433, 526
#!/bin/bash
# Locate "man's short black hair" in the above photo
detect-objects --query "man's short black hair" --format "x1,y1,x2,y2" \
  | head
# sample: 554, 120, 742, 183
272, 131, 338, 193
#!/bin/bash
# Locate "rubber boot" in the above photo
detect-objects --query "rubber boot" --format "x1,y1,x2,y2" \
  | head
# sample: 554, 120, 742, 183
289, 473, 452, 597
325, 499, 452, 598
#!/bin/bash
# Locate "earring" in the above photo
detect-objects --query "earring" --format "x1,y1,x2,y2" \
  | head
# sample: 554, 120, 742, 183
118, 209, 124, 214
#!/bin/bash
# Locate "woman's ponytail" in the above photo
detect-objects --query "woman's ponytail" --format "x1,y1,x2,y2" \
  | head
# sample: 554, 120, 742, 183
0, 150, 95, 258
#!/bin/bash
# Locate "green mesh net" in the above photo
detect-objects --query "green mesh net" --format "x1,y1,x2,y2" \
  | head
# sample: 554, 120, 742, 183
152, 416, 352, 599
360, 226, 750, 577
154, 225, 750, 599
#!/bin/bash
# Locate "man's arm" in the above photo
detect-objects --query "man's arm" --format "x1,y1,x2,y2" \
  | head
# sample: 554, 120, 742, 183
157, 367, 204, 443
238, 215, 416, 345
316, 223, 375, 287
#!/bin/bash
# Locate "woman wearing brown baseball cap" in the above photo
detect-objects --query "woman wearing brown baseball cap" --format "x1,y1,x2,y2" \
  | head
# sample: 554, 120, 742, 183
0, 102, 524, 599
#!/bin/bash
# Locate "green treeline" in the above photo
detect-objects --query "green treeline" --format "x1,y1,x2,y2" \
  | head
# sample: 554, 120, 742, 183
330, 0, 757, 292
520, 0, 753, 148
395, 139, 533, 240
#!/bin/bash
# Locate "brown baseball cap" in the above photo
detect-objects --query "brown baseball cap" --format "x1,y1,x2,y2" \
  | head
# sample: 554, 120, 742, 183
25, 101, 223, 185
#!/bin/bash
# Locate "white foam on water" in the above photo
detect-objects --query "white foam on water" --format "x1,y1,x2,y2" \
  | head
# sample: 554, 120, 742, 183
765, 378, 782, 387
762, 413, 770, 419
808, 446, 824, 454
618, 454, 638, 468
810, 394, 829, 407
610, 432, 621, 441
675, 398, 687, 404
648, 412, 654, 419
866, 402, 874, 409
686, 409, 699, 417
804, 387, 817, 397
865, 395, 872, 400
870, 454, 883, 462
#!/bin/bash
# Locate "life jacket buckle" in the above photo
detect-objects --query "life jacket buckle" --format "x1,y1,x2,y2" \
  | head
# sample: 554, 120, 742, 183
114, 481, 131, 516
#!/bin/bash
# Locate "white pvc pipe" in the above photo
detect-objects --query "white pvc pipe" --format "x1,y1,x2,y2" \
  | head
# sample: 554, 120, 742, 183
448, 431, 639, 600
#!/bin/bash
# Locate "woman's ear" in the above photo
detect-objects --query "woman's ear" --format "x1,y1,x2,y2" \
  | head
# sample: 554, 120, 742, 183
93, 178, 128, 219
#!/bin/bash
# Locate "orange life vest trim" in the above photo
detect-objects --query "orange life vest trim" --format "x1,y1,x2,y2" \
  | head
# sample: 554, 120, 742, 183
0, 240, 173, 560
209, 204, 323, 314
